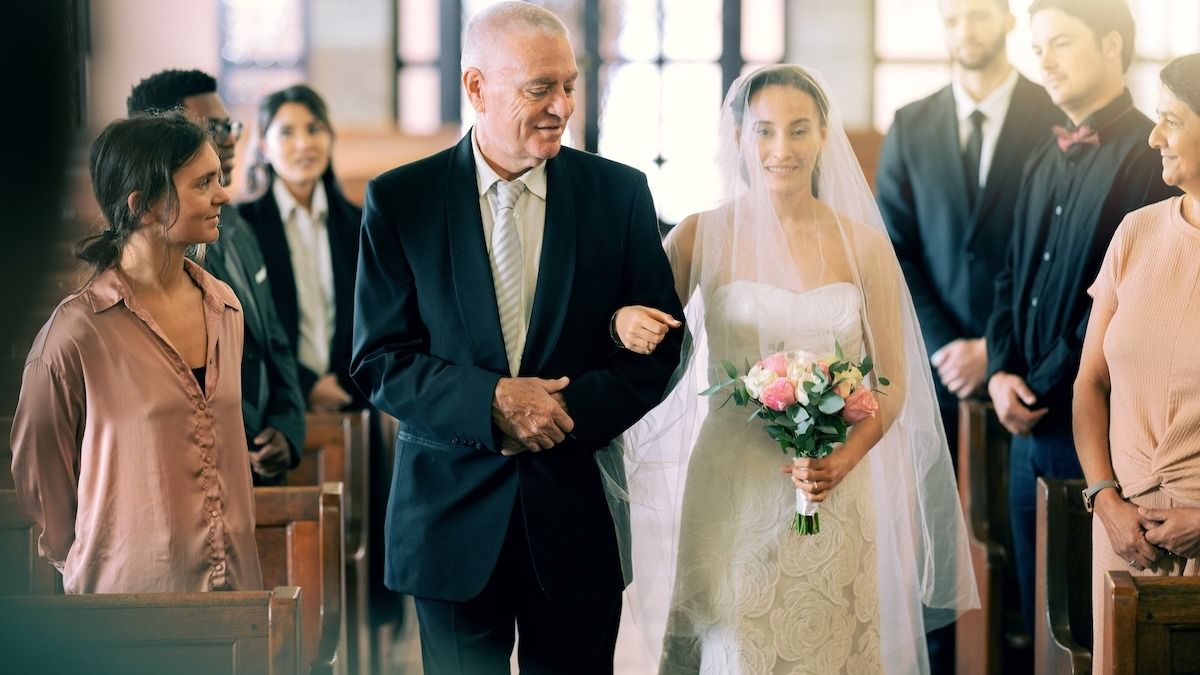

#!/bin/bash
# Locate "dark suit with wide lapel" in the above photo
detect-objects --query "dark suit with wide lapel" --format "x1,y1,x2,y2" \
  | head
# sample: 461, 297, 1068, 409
352, 133, 682, 614
876, 74, 1063, 409
238, 178, 364, 407
200, 205, 307, 483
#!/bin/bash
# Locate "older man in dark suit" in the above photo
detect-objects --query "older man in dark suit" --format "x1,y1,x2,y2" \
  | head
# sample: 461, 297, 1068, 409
351, 3, 683, 673
875, 1, 1061, 670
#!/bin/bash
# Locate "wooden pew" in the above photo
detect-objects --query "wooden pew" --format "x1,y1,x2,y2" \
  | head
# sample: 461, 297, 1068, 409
1036, 477, 1092, 674
957, 399, 1026, 674
1104, 571, 1200, 674
371, 411, 402, 675
0, 490, 61, 594
301, 410, 372, 675
0, 586, 302, 675
255, 484, 345, 675
289, 437, 346, 488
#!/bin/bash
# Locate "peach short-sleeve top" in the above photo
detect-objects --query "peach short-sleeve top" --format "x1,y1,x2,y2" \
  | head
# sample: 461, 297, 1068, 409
1089, 196, 1200, 505
10, 261, 263, 593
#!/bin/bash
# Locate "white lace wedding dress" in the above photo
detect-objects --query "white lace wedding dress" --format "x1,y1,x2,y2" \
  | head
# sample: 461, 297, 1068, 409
661, 280, 882, 675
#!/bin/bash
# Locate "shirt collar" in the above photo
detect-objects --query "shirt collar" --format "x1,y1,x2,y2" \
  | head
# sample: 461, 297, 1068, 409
952, 67, 1019, 125
87, 258, 239, 315
273, 178, 328, 223
471, 127, 548, 202
1073, 88, 1136, 134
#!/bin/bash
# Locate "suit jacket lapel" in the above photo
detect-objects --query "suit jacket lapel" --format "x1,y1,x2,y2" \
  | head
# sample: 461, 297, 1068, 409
520, 155, 576, 376
933, 87, 974, 227
214, 220, 266, 347
967, 75, 1042, 243
447, 134, 509, 373
254, 195, 302, 340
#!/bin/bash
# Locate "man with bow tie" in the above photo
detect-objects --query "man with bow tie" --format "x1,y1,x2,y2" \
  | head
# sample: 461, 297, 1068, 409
984, 0, 1177, 633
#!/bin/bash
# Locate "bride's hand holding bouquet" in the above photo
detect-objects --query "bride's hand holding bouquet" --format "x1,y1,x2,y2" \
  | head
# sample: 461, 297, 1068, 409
704, 344, 888, 534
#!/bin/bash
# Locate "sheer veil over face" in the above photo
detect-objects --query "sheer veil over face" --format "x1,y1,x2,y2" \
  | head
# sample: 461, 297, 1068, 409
617, 65, 979, 670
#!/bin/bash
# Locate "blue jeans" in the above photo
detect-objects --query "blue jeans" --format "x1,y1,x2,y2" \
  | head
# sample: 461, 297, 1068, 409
1008, 412, 1083, 632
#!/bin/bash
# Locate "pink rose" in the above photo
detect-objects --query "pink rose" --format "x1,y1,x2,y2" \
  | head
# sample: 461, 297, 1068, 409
760, 377, 797, 412
759, 352, 790, 377
842, 387, 879, 424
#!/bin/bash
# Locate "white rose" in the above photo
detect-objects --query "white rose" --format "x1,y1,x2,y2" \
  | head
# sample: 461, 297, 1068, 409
743, 364, 778, 399
791, 349, 818, 366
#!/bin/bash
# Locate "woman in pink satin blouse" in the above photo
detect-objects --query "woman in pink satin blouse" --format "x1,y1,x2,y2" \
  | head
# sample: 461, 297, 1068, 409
10, 112, 263, 593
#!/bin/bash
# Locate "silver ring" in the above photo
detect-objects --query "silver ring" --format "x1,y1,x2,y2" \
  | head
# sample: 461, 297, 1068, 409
1128, 559, 1139, 568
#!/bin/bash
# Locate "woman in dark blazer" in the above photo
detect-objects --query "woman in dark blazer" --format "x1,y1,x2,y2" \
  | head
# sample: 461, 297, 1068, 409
240, 84, 364, 410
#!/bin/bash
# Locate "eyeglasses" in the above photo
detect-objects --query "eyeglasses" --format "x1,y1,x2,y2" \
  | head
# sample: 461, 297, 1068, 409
207, 118, 244, 143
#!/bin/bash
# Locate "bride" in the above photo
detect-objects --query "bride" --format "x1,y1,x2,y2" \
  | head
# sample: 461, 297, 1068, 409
612, 65, 978, 674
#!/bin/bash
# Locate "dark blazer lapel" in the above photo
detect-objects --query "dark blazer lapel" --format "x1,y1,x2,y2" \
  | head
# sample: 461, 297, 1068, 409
520, 154, 576, 376
252, 193, 302, 340
932, 87, 974, 226
447, 134, 509, 373
968, 75, 1040, 238
221, 242, 266, 346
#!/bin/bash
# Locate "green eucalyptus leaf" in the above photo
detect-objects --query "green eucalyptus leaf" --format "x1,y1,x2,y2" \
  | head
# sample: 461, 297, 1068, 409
723, 360, 739, 381
818, 394, 845, 414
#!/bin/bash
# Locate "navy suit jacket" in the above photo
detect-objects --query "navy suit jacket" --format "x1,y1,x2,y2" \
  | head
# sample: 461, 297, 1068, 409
876, 75, 1062, 405
351, 133, 684, 604
239, 176, 365, 407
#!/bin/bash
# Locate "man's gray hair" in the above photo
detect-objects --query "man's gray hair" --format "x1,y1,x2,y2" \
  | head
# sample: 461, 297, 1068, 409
461, 1, 570, 72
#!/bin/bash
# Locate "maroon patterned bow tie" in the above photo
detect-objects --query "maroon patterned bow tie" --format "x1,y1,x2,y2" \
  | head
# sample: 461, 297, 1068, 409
1053, 124, 1100, 152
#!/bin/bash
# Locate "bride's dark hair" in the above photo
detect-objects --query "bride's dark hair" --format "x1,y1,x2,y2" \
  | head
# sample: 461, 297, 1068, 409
730, 65, 831, 198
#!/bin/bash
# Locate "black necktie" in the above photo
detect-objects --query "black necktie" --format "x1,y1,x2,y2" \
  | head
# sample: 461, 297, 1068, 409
963, 109, 985, 209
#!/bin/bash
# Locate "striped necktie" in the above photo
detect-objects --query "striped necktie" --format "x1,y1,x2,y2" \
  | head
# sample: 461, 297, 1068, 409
491, 179, 526, 374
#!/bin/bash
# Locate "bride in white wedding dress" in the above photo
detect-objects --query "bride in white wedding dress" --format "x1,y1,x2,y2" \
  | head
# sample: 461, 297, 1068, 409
611, 65, 978, 674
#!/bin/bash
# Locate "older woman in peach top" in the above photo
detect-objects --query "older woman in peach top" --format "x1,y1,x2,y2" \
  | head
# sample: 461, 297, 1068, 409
1074, 54, 1200, 670
10, 113, 262, 593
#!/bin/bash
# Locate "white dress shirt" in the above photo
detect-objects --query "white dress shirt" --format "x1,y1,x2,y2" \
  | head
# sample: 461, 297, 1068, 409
275, 178, 334, 376
952, 67, 1019, 190
472, 130, 547, 376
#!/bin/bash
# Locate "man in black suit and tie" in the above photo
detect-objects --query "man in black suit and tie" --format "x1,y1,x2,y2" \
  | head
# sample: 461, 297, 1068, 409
351, 3, 683, 673
128, 70, 307, 485
875, 1, 1060, 670
878, 0, 1061, 447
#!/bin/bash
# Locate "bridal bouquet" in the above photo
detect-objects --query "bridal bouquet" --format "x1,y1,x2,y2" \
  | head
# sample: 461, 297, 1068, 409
703, 343, 888, 534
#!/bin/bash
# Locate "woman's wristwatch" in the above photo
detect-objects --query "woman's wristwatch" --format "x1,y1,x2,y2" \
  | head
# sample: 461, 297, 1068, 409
1081, 479, 1122, 513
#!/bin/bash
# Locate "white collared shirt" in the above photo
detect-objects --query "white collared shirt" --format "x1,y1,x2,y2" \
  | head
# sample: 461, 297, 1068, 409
275, 178, 334, 376
952, 67, 1019, 190
472, 129, 547, 376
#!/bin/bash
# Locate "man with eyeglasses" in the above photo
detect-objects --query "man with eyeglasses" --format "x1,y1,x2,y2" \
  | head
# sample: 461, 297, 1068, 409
128, 69, 307, 487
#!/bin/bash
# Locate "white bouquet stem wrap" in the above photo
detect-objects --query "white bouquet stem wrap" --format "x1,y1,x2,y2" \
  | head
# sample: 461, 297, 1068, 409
793, 485, 821, 534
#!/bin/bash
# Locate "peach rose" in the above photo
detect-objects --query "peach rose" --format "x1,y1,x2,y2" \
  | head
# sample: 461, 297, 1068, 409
760, 377, 798, 412
842, 387, 879, 424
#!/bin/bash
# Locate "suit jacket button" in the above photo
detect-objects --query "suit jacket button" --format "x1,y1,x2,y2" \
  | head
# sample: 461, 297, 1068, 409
965, 252, 976, 262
